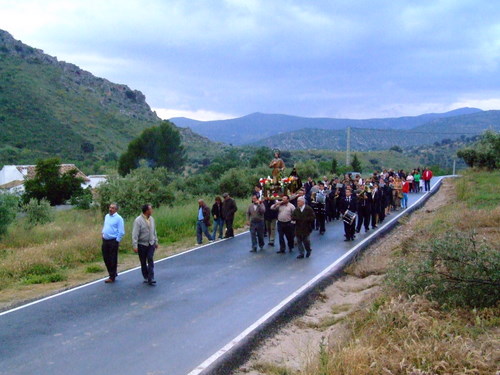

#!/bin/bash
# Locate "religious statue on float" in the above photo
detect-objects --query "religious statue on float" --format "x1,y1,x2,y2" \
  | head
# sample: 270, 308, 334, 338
269, 149, 285, 183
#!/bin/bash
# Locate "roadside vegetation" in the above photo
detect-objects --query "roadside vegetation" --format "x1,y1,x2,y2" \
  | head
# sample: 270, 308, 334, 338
245, 170, 499, 375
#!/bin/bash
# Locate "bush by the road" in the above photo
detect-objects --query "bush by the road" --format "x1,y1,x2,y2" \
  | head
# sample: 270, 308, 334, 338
387, 231, 500, 308
97, 167, 174, 218
23, 198, 54, 229
0, 193, 18, 237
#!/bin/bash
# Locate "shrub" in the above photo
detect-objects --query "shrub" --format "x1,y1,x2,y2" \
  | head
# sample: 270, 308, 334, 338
0, 193, 18, 237
219, 168, 260, 198
295, 160, 319, 179
386, 231, 500, 308
23, 198, 54, 228
70, 187, 93, 209
97, 167, 174, 218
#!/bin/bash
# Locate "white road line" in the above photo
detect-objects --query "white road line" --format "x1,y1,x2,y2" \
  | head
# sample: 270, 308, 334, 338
0, 231, 250, 317
187, 178, 443, 375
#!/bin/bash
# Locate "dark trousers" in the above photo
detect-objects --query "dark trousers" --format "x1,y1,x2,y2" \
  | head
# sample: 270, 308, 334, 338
250, 220, 265, 250
102, 239, 119, 279
315, 212, 326, 233
197, 220, 213, 244
296, 233, 312, 256
277, 221, 294, 251
138, 244, 155, 281
225, 217, 235, 237
344, 219, 356, 240
424, 180, 431, 191
356, 206, 370, 231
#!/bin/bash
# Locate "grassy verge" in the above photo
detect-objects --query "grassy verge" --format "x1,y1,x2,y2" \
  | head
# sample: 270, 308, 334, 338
296, 171, 500, 375
0, 197, 248, 309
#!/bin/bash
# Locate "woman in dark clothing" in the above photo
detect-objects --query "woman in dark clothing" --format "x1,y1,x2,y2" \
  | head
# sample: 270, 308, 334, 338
211, 196, 224, 240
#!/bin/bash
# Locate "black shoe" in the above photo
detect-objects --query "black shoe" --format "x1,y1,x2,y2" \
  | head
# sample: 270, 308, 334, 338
276, 250, 285, 254
296, 254, 305, 259
320, 231, 325, 235
268, 242, 274, 247
372, 225, 377, 229
306, 251, 311, 258
365, 228, 370, 232
344, 238, 350, 242
355, 229, 360, 233
148, 280, 156, 285
288, 248, 293, 253
250, 249, 257, 252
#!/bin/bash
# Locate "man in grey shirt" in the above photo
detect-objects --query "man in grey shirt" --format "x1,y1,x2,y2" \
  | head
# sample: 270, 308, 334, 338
132, 204, 158, 285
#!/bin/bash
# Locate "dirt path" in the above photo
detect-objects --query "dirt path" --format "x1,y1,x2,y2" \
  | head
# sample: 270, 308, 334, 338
236, 179, 456, 374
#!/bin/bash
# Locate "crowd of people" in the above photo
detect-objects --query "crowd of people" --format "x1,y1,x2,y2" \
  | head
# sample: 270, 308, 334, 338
99, 167, 434, 285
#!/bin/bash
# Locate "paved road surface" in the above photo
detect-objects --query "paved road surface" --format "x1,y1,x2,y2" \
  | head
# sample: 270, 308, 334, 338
0, 178, 441, 375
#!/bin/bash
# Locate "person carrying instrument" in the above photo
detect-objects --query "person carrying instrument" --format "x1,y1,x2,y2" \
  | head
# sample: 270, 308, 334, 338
339, 188, 357, 241
355, 183, 372, 233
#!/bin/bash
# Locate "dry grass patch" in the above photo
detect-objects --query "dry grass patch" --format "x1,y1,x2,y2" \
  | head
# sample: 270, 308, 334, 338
319, 296, 500, 375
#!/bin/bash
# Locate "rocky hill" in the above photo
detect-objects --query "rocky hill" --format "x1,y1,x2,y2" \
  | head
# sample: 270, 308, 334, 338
0, 29, 214, 168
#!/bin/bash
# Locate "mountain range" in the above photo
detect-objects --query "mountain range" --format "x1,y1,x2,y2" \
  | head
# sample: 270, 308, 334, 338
169, 107, 494, 146
248, 110, 500, 151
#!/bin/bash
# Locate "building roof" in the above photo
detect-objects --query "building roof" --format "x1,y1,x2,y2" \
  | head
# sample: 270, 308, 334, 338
15, 164, 90, 182
0, 180, 24, 189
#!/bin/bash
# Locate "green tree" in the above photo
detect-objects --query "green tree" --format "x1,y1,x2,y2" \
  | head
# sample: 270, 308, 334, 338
118, 120, 186, 176
249, 147, 271, 168
97, 167, 174, 218
23, 158, 84, 205
350, 154, 362, 172
0, 193, 18, 237
457, 130, 500, 170
331, 157, 338, 174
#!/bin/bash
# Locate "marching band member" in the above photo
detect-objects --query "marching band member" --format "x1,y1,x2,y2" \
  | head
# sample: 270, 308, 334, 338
339, 188, 357, 241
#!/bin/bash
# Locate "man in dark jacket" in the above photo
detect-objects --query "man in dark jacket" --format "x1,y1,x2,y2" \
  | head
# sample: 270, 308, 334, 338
356, 185, 372, 233
339, 189, 357, 241
197, 199, 213, 245
246, 195, 266, 252
292, 197, 315, 259
221, 193, 237, 238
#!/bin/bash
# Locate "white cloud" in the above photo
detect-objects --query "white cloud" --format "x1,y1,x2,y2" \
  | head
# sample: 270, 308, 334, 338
153, 108, 236, 121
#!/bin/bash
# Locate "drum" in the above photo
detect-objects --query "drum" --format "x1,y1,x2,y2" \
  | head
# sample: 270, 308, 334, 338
343, 210, 357, 225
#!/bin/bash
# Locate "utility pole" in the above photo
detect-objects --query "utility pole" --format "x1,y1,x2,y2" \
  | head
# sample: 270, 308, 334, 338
346, 126, 351, 167
453, 159, 456, 175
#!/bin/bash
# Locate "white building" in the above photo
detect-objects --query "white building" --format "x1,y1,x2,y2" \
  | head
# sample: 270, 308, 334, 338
0, 164, 98, 194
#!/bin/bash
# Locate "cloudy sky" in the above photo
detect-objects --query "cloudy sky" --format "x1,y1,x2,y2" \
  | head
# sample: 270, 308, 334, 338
1, 0, 499, 120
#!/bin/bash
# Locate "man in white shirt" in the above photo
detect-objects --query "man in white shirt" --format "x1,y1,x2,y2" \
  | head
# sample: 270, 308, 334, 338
271, 195, 296, 253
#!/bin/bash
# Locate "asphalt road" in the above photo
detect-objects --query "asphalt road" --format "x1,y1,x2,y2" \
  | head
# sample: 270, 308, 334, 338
0, 178, 441, 375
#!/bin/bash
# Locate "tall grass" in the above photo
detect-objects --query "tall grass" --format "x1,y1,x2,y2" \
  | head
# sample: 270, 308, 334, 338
0, 197, 249, 288
154, 196, 247, 244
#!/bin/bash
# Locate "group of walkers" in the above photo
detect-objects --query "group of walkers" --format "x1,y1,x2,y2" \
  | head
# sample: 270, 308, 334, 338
99, 167, 433, 284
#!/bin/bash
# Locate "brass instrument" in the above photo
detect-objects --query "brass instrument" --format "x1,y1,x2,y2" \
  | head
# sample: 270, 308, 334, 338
357, 184, 371, 199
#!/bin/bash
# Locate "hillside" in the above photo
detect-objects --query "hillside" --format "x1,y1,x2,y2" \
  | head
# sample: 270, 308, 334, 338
0, 29, 216, 170
170, 108, 483, 145
250, 111, 500, 151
